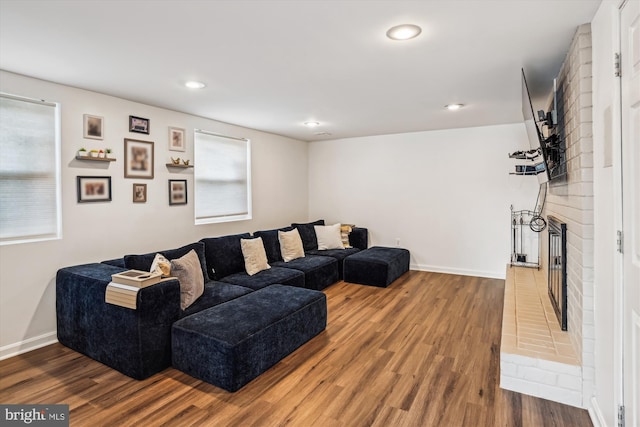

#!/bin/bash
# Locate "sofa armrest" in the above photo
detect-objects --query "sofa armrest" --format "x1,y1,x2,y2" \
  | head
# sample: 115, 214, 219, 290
349, 227, 368, 250
56, 263, 181, 379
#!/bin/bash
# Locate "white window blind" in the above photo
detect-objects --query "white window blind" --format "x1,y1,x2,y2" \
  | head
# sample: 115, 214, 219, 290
194, 130, 251, 224
0, 93, 61, 245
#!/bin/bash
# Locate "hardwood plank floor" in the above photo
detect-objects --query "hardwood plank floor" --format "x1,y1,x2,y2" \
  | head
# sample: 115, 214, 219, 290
0, 271, 592, 426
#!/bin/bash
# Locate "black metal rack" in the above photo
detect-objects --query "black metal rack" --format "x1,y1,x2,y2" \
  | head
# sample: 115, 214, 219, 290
509, 184, 547, 269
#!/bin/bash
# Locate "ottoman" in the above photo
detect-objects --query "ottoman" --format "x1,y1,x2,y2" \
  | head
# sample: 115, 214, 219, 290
343, 246, 410, 287
171, 284, 327, 392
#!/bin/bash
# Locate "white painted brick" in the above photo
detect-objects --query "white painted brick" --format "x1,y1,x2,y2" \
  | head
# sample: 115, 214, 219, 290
500, 361, 517, 376
518, 366, 558, 385
537, 383, 583, 408
582, 354, 595, 371
558, 373, 583, 390
583, 366, 595, 381
538, 358, 581, 375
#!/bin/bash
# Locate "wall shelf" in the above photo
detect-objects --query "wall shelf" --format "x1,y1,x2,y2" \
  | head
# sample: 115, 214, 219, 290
76, 156, 116, 162
165, 163, 193, 168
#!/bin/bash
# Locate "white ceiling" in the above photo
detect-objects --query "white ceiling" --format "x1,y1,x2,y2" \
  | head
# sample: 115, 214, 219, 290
0, 0, 602, 141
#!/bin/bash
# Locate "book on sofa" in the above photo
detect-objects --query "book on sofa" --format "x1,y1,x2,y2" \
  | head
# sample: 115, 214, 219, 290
105, 283, 139, 309
111, 269, 162, 288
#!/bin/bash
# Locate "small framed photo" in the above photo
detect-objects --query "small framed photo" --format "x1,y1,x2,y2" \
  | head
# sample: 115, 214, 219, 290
129, 115, 150, 134
132, 183, 147, 203
169, 127, 186, 152
124, 138, 154, 179
169, 179, 187, 205
83, 114, 104, 140
77, 176, 111, 203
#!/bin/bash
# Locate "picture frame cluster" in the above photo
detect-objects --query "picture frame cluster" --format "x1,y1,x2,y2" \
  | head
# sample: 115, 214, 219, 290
77, 113, 190, 206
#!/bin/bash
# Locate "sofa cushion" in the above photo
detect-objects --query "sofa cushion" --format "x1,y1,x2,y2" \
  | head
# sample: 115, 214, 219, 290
200, 233, 251, 280
253, 227, 293, 263
220, 266, 305, 290
279, 228, 305, 262
314, 223, 344, 250
241, 237, 271, 276
292, 219, 324, 252
306, 247, 361, 279
172, 284, 327, 392
124, 242, 208, 283
271, 255, 338, 291
181, 281, 253, 317
171, 250, 205, 310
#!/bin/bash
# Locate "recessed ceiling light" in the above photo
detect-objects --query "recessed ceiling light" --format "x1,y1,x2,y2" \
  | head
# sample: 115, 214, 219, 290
185, 81, 206, 89
304, 121, 320, 127
386, 24, 422, 41
445, 104, 464, 111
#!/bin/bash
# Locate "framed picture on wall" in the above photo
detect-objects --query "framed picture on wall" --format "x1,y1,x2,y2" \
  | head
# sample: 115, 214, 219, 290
83, 114, 104, 140
168, 179, 187, 205
168, 127, 186, 152
132, 183, 147, 203
77, 176, 111, 203
124, 138, 154, 179
129, 115, 150, 134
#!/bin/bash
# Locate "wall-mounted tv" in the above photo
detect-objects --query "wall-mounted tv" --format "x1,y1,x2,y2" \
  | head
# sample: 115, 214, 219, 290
521, 69, 567, 184
521, 69, 548, 184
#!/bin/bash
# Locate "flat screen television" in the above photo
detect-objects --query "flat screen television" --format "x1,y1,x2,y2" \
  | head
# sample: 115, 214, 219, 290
521, 69, 549, 184
521, 69, 567, 184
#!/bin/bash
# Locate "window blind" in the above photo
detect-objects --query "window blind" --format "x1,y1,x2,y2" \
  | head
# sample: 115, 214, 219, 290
0, 93, 61, 244
194, 130, 251, 224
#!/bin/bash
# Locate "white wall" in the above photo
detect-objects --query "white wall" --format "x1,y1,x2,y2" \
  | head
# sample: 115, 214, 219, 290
0, 71, 309, 358
308, 124, 540, 279
591, 1, 620, 425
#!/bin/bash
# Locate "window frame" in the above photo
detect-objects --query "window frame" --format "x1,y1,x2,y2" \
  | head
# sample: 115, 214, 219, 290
193, 129, 252, 225
0, 92, 62, 246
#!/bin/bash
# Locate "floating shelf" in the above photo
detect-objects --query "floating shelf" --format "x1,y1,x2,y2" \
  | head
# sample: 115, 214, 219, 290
166, 163, 193, 168
76, 156, 116, 162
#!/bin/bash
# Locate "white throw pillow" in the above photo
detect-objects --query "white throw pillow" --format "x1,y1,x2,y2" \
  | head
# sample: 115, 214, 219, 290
315, 223, 345, 250
150, 253, 171, 276
241, 237, 271, 276
278, 228, 305, 262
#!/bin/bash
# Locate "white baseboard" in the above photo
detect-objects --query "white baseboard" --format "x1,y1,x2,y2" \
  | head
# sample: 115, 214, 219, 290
0, 331, 58, 360
411, 263, 505, 280
588, 396, 608, 427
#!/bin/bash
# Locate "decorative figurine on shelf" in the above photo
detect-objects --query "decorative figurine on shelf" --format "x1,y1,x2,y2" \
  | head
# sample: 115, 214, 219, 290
182, 159, 190, 166
171, 157, 181, 165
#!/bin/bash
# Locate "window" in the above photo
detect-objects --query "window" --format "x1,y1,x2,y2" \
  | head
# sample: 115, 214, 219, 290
194, 130, 251, 224
0, 93, 61, 245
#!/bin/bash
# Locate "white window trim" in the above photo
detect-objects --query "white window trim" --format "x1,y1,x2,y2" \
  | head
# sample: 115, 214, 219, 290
194, 129, 252, 225
0, 93, 62, 245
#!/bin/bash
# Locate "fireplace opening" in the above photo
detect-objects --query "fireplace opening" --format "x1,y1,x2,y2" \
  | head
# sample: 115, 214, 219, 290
548, 216, 567, 330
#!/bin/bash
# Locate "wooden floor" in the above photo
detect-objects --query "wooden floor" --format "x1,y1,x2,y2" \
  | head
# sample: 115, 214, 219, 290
0, 271, 592, 427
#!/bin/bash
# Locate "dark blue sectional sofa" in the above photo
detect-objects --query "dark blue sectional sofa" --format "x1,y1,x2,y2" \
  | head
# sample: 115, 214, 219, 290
56, 221, 368, 387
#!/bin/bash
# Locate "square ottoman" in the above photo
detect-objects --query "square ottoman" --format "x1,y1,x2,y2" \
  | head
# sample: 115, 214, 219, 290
172, 284, 327, 392
343, 246, 410, 287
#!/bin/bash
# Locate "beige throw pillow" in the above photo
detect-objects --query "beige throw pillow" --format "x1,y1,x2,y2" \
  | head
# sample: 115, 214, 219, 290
315, 223, 345, 250
170, 249, 205, 310
150, 253, 171, 276
241, 237, 271, 276
278, 228, 305, 262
